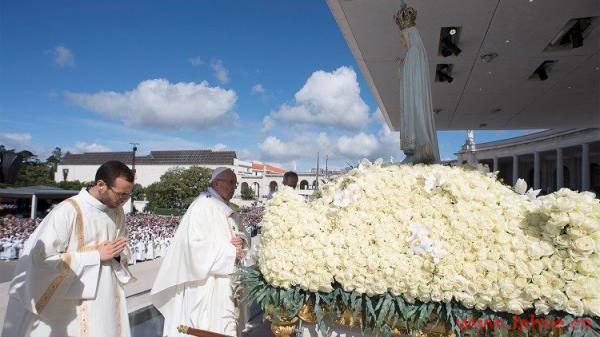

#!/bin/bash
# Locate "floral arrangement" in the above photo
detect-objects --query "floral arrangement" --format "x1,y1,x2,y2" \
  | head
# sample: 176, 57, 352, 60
241, 160, 600, 336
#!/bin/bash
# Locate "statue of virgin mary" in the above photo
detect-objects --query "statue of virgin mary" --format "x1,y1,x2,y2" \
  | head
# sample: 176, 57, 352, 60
395, 2, 440, 164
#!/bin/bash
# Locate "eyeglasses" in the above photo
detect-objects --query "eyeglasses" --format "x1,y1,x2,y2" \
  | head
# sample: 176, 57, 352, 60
216, 179, 239, 188
108, 186, 133, 198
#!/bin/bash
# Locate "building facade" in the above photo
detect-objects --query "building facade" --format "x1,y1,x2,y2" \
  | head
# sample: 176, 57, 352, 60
456, 128, 600, 195
238, 172, 336, 200
56, 150, 252, 188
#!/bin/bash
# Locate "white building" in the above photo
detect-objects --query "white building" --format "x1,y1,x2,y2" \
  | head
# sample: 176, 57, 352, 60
456, 128, 600, 195
238, 172, 335, 201
56, 149, 252, 189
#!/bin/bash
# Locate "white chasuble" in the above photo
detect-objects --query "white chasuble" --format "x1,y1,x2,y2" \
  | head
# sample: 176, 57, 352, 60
151, 189, 238, 337
1, 189, 134, 337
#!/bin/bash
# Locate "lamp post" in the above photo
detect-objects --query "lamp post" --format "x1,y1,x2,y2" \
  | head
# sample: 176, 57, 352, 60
62, 168, 69, 182
130, 143, 139, 213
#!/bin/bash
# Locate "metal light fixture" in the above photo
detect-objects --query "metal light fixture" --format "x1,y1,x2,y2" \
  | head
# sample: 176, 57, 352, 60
436, 64, 454, 83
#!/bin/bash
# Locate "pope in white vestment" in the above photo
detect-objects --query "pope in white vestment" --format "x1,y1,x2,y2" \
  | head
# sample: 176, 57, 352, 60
151, 167, 244, 337
1, 161, 135, 337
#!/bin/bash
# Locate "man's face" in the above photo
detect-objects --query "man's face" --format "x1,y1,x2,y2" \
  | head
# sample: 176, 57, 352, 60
284, 176, 298, 189
213, 170, 238, 202
98, 176, 133, 209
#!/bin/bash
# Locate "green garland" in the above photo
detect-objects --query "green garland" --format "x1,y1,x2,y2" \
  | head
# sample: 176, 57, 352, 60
239, 266, 600, 337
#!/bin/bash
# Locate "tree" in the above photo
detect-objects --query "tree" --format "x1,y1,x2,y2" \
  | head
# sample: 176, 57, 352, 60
145, 166, 212, 210
132, 183, 145, 200
46, 147, 63, 173
17, 150, 38, 163
15, 162, 54, 186
241, 185, 255, 200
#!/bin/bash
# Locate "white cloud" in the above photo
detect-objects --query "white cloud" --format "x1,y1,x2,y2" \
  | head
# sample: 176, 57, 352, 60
189, 56, 204, 66
73, 142, 111, 153
66, 79, 238, 130
258, 124, 404, 165
261, 115, 274, 133
336, 133, 379, 158
210, 59, 230, 84
0, 132, 32, 148
212, 143, 229, 151
371, 108, 385, 124
237, 149, 253, 161
258, 134, 329, 163
251, 84, 265, 94
52, 45, 75, 68
372, 124, 405, 162
267, 66, 369, 129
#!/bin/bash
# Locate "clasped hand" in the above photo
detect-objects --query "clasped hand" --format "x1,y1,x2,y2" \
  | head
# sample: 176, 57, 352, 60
98, 237, 128, 262
231, 236, 245, 261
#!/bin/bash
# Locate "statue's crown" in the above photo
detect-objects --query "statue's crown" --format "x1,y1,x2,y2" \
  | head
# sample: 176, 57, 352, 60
394, 6, 417, 30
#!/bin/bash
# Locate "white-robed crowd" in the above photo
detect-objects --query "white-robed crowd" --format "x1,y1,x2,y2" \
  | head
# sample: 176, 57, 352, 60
1, 162, 259, 337
0, 214, 179, 263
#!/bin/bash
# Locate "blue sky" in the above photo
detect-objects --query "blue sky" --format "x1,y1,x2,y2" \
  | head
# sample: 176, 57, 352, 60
0, 1, 537, 171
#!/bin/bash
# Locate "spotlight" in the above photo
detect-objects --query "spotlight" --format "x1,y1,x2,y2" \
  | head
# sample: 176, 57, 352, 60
441, 36, 462, 57
559, 19, 590, 49
439, 27, 462, 57
531, 60, 557, 81
436, 64, 454, 83
534, 66, 548, 81
570, 21, 583, 48
437, 71, 453, 83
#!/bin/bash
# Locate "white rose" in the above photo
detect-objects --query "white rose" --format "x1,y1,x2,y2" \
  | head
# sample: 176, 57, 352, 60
583, 299, 600, 317
514, 179, 527, 195
514, 277, 528, 290
576, 259, 596, 276
527, 259, 544, 276
515, 259, 532, 278
499, 280, 516, 298
507, 299, 524, 314
571, 237, 595, 256
523, 284, 541, 301
547, 290, 568, 309
534, 300, 551, 315
565, 298, 584, 316
565, 283, 584, 301
553, 235, 570, 248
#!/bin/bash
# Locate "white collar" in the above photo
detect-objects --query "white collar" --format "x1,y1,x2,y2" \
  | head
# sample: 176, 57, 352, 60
208, 187, 226, 203
207, 187, 234, 215
79, 188, 110, 212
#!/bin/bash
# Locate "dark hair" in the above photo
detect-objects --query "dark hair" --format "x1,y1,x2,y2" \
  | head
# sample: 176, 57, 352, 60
95, 160, 134, 186
282, 171, 298, 183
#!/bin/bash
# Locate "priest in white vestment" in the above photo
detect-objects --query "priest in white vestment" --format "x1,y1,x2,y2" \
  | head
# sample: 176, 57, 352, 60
151, 167, 245, 337
1, 161, 135, 337
146, 238, 155, 260
135, 239, 146, 261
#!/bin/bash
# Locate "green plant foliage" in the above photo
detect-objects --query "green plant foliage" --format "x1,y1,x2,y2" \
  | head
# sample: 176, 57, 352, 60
145, 166, 212, 210
241, 185, 255, 200
238, 266, 600, 337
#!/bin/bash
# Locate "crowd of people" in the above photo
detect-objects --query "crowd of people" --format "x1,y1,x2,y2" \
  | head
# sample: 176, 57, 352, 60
0, 213, 183, 262
0, 216, 38, 260
0, 207, 264, 262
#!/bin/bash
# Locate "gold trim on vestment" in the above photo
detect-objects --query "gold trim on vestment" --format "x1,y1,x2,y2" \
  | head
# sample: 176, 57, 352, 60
79, 300, 89, 337
114, 273, 122, 337
34, 252, 72, 313
66, 199, 90, 337
34, 198, 94, 335
66, 199, 86, 249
